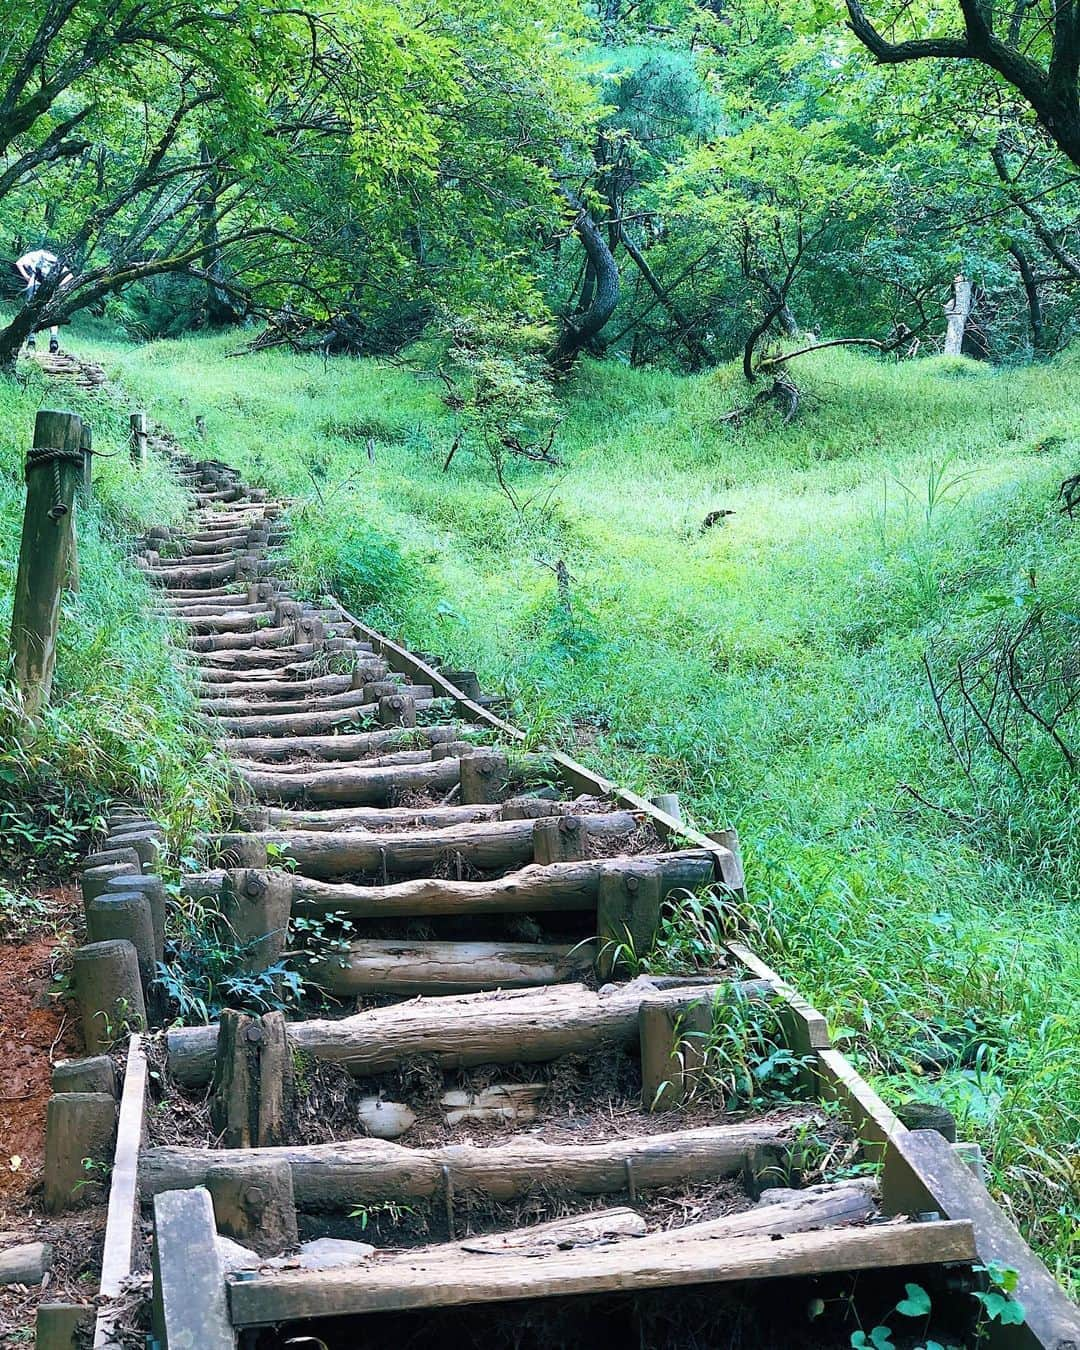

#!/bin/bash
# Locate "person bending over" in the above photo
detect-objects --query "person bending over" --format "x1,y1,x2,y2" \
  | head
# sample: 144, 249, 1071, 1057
14, 248, 72, 354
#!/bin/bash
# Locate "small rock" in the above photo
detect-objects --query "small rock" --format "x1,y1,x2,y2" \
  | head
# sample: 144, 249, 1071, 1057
215, 1236, 261, 1271
292, 1239, 375, 1271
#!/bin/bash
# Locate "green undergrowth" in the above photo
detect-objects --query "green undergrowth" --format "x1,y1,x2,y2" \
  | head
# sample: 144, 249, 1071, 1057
0, 365, 229, 894
79, 327, 1080, 1288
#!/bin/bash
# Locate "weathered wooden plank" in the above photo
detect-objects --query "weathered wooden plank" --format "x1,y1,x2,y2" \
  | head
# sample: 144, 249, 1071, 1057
227, 1217, 976, 1326
881, 1129, 1080, 1350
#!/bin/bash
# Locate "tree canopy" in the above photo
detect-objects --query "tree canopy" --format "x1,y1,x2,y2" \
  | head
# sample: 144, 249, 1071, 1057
1, 0, 1078, 372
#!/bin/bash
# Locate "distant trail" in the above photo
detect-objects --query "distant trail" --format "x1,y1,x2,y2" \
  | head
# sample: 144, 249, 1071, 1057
33, 354, 1078, 1349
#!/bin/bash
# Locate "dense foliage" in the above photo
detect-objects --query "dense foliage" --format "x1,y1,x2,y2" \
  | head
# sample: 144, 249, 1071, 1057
3, 1, 1079, 366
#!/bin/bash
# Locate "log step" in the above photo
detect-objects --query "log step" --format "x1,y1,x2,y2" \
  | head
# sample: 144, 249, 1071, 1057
166, 975, 762, 1086
307, 937, 596, 995
142, 1118, 813, 1207
226, 1210, 975, 1327
207, 812, 639, 879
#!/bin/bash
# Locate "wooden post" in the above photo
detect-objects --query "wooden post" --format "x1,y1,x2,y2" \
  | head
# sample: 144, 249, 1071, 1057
533, 815, 588, 865
129, 411, 147, 468
9, 409, 83, 718
43, 1092, 117, 1212
944, 274, 972, 356
72, 940, 146, 1053
460, 752, 510, 805
211, 1010, 293, 1149
596, 864, 663, 980
80, 419, 93, 494
206, 1158, 298, 1256
639, 1000, 683, 1111
379, 693, 416, 727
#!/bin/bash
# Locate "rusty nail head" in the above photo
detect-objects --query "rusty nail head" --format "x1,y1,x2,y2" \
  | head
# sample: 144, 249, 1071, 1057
626, 876, 639, 893
244, 875, 264, 897
245, 1025, 264, 1044
561, 817, 580, 833
243, 1185, 265, 1208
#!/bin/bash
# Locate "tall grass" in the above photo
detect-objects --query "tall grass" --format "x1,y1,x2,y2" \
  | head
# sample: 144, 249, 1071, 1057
80, 328, 1080, 1286
0, 367, 229, 880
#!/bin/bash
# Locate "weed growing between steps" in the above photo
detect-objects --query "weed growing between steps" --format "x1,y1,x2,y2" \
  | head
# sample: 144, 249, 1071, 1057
0, 369, 229, 887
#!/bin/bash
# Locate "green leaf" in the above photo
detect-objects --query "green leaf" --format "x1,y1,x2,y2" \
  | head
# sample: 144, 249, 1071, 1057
896, 1283, 932, 1317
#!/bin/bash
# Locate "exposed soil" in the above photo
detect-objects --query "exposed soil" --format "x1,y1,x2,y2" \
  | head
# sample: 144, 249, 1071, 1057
0, 883, 97, 1345
0, 886, 84, 1210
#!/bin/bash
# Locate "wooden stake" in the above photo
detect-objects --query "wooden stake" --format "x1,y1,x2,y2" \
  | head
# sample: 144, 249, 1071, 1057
9, 410, 82, 719
596, 863, 663, 979
129, 411, 147, 468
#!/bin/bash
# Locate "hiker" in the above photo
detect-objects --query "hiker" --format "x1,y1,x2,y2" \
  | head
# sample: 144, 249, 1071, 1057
14, 248, 71, 354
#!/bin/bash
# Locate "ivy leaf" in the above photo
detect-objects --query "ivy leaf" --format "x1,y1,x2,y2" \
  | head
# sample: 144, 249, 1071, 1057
896, 1283, 932, 1317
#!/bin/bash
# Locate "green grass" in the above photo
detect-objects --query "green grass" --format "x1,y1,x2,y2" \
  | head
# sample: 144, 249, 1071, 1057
76, 326, 1080, 1288
0, 363, 230, 883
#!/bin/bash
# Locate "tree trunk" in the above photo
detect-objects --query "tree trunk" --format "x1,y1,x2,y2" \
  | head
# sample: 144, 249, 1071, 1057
619, 232, 708, 370
944, 274, 972, 355
551, 195, 619, 370
199, 143, 242, 327
1007, 242, 1045, 352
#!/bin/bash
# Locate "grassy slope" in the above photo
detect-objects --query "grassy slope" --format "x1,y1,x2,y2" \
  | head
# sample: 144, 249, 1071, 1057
0, 364, 227, 886
81, 329, 1080, 1286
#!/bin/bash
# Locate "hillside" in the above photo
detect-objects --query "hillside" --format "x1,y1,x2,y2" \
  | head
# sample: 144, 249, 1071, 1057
70, 329, 1080, 1285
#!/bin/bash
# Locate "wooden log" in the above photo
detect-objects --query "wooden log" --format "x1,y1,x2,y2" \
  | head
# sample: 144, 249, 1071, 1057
219, 869, 293, 971
104, 874, 167, 962
43, 1092, 117, 1212
145, 556, 239, 586
290, 851, 714, 920
85, 892, 157, 990
225, 726, 458, 763
0, 1241, 52, 1285
211, 1010, 294, 1149
207, 1158, 298, 1257
596, 863, 664, 979
308, 938, 596, 996
199, 674, 357, 700
227, 1183, 927, 1327
10, 410, 82, 717
73, 940, 146, 1053
217, 813, 638, 881
502, 796, 592, 820
460, 752, 510, 804
459, 1207, 646, 1253
201, 686, 388, 717
79, 846, 142, 872
262, 802, 501, 831
230, 748, 434, 777
198, 641, 363, 669
106, 828, 162, 868
129, 411, 148, 467
533, 814, 589, 864
166, 976, 767, 1086
240, 757, 461, 804
142, 1117, 808, 1208
36, 1301, 94, 1347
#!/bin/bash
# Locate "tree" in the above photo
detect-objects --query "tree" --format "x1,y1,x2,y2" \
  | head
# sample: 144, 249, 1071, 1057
845, 0, 1080, 171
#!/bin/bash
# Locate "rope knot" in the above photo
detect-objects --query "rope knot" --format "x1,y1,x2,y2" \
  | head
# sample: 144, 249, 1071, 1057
24, 444, 85, 520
